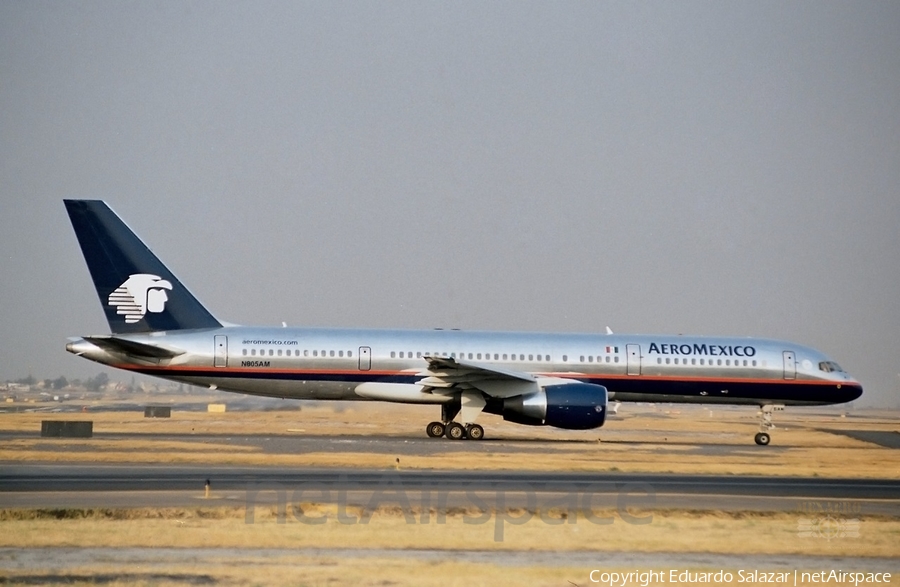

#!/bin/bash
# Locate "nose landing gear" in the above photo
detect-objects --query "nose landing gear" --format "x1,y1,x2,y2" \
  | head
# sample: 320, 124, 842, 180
755, 404, 783, 445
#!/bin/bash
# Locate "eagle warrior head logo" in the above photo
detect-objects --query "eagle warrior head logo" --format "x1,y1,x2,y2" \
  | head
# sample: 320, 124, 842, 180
108, 274, 173, 323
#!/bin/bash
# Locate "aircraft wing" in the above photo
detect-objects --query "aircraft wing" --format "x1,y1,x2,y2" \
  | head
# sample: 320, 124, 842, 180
418, 355, 557, 399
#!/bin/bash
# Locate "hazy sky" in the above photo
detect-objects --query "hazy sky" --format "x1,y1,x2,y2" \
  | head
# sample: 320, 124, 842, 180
2, 2, 898, 406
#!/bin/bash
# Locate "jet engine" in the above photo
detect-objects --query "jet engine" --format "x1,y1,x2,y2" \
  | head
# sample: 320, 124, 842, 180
496, 383, 608, 430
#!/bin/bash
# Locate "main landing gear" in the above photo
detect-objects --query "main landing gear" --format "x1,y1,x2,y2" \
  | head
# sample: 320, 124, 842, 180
425, 421, 485, 440
425, 393, 486, 440
755, 404, 783, 446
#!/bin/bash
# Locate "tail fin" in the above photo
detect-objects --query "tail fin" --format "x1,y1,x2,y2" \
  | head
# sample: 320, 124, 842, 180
64, 200, 222, 333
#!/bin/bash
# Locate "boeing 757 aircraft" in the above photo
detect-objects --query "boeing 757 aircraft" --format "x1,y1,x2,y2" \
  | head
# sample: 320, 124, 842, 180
64, 200, 862, 445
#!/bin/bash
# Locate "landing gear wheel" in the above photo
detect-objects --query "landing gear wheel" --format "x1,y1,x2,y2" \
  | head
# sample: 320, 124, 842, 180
446, 422, 467, 440
426, 422, 445, 438
754, 432, 771, 446
465, 424, 484, 440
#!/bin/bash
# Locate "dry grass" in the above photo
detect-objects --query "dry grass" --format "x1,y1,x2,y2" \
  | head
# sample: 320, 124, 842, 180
3, 507, 900, 585
0, 558, 592, 587
2, 505, 899, 559
7, 562, 900, 587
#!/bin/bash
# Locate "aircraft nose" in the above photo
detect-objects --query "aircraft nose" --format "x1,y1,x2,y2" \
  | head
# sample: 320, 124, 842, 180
842, 381, 863, 402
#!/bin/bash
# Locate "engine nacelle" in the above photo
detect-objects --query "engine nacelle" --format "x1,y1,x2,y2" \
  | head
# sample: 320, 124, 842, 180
500, 383, 608, 430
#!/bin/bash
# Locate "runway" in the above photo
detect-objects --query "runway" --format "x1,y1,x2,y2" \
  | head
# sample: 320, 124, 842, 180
1, 428, 796, 457
2, 464, 899, 515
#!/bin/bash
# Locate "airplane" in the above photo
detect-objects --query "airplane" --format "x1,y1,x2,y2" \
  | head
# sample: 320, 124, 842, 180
63, 200, 863, 445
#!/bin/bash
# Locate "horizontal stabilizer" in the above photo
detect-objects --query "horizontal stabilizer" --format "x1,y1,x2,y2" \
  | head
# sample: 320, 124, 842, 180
82, 336, 184, 359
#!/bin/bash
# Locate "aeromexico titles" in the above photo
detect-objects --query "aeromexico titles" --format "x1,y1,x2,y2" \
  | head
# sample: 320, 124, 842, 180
64, 200, 862, 446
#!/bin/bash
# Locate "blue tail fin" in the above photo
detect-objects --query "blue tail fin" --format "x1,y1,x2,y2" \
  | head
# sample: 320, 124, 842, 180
65, 200, 222, 333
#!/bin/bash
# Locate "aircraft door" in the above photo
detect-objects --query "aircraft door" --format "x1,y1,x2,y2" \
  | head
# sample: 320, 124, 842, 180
359, 346, 371, 371
214, 335, 227, 367
626, 344, 641, 375
783, 350, 796, 380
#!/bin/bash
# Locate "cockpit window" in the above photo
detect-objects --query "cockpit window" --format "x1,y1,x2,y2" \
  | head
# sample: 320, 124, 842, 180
818, 361, 844, 373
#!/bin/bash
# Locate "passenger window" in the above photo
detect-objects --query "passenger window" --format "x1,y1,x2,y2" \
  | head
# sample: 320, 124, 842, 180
269, 349, 274, 356
391, 352, 396, 358
657, 358, 662, 364
242, 349, 247, 356
339, 350, 344, 357
277, 349, 282, 356
348, 351, 352, 357
251, 349, 256, 356
588, 356, 594, 363
665, 358, 670, 365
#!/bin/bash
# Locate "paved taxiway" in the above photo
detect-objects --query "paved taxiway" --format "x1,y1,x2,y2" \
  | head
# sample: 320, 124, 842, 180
2, 464, 899, 515
0, 428, 813, 457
